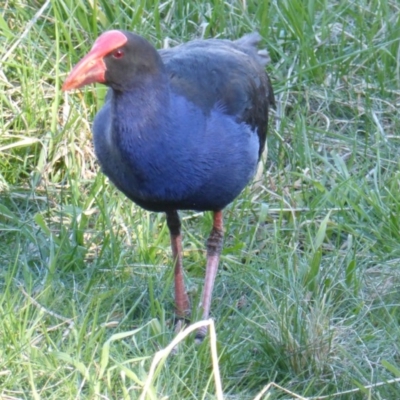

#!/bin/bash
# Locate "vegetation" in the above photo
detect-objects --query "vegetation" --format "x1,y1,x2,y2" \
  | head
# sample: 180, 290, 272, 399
1, 0, 400, 398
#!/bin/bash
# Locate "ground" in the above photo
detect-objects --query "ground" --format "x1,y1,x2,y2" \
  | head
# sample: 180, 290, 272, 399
1, 0, 400, 399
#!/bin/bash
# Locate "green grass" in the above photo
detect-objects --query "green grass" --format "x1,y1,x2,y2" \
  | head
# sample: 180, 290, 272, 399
1, 0, 400, 398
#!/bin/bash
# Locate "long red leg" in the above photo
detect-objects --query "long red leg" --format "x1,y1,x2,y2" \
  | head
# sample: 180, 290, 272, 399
197, 210, 224, 339
166, 210, 190, 318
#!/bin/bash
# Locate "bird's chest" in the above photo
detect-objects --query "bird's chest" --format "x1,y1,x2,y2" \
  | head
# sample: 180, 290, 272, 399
92, 106, 195, 205
91, 96, 259, 212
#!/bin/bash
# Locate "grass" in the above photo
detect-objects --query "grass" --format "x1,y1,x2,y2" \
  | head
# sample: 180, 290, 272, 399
1, 0, 400, 398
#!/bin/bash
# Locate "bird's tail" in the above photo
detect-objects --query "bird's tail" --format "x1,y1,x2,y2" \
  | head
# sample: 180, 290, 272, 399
234, 32, 271, 66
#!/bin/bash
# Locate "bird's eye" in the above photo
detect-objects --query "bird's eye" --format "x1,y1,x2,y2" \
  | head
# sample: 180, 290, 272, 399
112, 49, 125, 59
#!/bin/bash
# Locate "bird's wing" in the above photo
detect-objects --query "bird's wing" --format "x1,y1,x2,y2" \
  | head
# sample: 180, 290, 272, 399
159, 33, 274, 157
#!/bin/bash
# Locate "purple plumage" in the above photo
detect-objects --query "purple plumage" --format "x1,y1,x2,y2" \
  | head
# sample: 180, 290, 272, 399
63, 30, 274, 339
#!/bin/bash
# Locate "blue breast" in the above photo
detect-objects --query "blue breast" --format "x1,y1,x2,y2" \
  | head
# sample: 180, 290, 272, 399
93, 89, 259, 212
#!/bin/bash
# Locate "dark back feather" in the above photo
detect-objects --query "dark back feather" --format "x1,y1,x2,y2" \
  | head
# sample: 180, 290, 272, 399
159, 33, 275, 158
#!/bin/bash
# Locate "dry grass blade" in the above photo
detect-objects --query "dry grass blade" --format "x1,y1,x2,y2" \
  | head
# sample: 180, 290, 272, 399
253, 382, 307, 400
140, 319, 223, 400
1, 0, 51, 63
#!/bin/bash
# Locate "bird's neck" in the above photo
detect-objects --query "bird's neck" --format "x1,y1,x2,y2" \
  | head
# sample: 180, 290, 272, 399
111, 74, 171, 140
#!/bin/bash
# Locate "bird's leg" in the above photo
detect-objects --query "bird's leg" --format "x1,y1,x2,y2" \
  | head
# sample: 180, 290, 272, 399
197, 210, 224, 340
166, 210, 190, 319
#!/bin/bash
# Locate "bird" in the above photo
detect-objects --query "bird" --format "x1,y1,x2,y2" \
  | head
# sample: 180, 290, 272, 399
62, 30, 274, 339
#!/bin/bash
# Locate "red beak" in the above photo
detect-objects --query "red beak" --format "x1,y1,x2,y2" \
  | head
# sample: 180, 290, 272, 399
62, 51, 106, 91
62, 30, 128, 91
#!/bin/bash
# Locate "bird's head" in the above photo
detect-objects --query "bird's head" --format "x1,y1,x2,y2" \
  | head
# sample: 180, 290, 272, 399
62, 30, 163, 91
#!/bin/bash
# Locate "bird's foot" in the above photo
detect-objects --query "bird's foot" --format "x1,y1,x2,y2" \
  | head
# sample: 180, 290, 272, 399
173, 314, 209, 344
194, 326, 208, 344
173, 314, 191, 333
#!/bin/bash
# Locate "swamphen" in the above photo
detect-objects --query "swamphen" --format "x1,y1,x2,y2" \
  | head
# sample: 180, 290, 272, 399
63, 30, 274, 338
